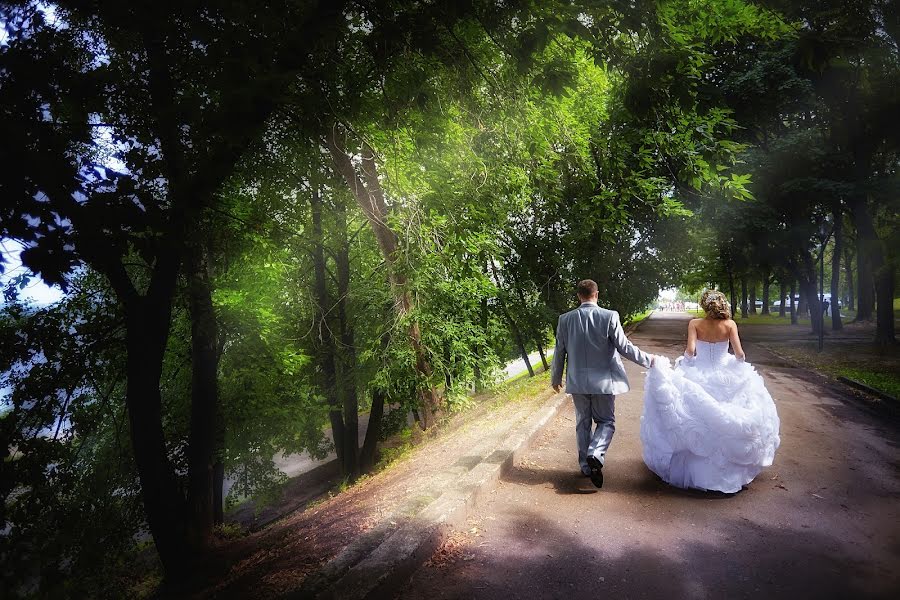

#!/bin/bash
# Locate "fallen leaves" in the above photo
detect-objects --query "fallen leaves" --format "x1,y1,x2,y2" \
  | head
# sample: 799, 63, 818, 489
425, 522, 486, 568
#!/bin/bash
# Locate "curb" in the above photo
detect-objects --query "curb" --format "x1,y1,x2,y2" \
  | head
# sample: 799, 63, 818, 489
759, 344, 899, 416
837, 376, 899, 405
294, 391, 569, 600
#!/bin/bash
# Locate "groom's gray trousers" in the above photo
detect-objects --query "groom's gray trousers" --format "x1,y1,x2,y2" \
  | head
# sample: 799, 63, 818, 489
572, 393, 615, 472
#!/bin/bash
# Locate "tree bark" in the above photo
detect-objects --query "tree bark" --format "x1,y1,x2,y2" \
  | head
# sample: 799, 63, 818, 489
875, 267, 896, 346
800, 250, 822, 336
186, 245, 220, 550
325, 127, 439, 427
474, 282, 489, 391
845, 243, 855, 311
740, 276, 748, 319
535, 339, 549, 371
335, 199, 359, 480
749, 282, 757, 315
761, 271, 771, 315
831, 205, 844, 331
853, 212, 876, 321
213, 333, 227, 526
309, 184, 346, 462
849, 197, 895, 344
360, 389, 385, 472
123, 292, 189, 577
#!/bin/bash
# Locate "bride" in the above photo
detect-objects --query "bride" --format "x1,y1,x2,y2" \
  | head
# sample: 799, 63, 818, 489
640, 290, 780, 493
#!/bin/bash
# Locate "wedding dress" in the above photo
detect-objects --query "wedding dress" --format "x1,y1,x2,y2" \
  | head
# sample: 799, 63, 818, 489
640, 340, 780, 493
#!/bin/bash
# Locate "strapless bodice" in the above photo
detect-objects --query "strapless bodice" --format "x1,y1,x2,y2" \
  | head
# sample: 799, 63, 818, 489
693, 339, 731, 366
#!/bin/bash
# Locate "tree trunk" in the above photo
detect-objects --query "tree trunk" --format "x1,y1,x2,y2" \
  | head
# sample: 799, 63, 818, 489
213, 334, 226, 526
309, 184, 346, 461
475, 282, 489, 391
535, 339, 549, 371
761, 271, 771, 315
849, 196, 895, 344
749, 282, 757, 315
800, 250, 822, 336
778, 279, 786, 317
186, 245, 220, 550
740, 276, 748, 318
360, 389, 385, 472
510, 316, 535, 377
845, 243, 855, 311
474, 293, 488, 390
875, 267, 896, 346
831, 205, 844, 331
325, 128, 439, 426
124, 300, 189, 577
335, 199, 359, 480
853, 215, 875, 321
789, 281, 798, 325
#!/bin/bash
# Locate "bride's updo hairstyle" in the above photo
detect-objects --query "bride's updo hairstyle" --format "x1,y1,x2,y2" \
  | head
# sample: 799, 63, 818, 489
700, 290, 731, 320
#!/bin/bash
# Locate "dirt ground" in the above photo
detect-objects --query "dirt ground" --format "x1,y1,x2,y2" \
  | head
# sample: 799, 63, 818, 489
400, 312, 900, 600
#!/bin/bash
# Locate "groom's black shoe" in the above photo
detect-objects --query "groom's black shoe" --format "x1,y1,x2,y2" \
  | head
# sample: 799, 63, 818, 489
586, 456, 604, 488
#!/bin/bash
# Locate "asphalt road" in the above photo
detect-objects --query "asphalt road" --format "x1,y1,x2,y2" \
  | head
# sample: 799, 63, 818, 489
400, 311, 900, 600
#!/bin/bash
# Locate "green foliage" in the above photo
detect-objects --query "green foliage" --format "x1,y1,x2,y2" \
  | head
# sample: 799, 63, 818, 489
0, 275, 145, 597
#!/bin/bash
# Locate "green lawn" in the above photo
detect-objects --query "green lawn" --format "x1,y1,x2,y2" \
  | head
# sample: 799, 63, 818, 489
624, 307, 654, 326
835, 367, 900, 400
735, 312, 804, 325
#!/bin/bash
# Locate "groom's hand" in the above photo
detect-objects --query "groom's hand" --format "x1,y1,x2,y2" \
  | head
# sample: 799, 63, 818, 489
553, 384, 562, 393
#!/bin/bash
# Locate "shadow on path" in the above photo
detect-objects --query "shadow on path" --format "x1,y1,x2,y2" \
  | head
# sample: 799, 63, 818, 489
402, 507, 894, 600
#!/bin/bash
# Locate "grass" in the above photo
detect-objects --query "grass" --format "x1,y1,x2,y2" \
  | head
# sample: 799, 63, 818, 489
773, 341, 900, 402
735, 313, 802, 325
494, 369, 552, 404
835, 368, 900, 400
624, 308, 653, 326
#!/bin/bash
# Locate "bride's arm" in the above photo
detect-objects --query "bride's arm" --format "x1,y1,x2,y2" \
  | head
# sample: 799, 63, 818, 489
728, 321, 746, 360
685, 320, 697, 357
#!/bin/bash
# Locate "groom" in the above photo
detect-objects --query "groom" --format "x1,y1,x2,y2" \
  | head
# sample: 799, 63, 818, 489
551, 279, 654, 488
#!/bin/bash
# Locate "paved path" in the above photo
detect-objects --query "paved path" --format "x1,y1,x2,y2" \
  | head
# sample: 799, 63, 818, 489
400, 311, 900, 599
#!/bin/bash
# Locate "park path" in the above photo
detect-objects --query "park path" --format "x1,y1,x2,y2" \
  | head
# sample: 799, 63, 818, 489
400, 311, 900, 599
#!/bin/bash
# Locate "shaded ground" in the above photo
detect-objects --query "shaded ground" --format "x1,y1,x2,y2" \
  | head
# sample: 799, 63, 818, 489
182, 372, 558, 598
401, 312, 900, 600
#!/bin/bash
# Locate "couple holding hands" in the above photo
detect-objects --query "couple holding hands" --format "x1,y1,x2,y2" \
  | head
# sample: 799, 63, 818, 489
550, 280, 780, 494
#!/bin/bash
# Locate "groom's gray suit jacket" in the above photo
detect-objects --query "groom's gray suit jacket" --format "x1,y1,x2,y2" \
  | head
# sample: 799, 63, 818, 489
551, 302, 652, 395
